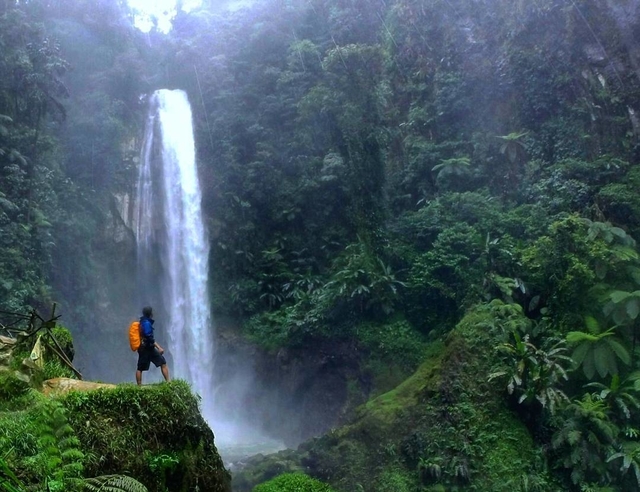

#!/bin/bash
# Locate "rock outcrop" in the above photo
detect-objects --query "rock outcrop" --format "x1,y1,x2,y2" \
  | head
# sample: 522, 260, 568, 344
0, 335, 16, 370
42, 377, 116, 395
62, 381, 232, 492
1, 333, 232, 492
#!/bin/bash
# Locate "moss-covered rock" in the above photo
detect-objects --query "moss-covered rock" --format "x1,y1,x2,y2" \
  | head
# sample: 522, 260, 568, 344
232, 449, 305, 491
0, 380, 231, 492
236, 305, 558, 491
62, 380, 231, 492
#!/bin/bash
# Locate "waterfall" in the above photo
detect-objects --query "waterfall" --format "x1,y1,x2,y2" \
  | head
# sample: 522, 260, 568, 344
135, 89, 214, 420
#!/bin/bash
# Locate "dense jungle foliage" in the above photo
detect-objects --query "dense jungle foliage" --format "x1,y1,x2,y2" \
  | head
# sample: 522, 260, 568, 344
3, 0, 640, 490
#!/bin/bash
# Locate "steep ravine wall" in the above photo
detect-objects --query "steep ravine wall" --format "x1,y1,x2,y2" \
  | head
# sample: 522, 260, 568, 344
214, 316, 368, 448
232, 306, 558, 491
69, 188, 139, 383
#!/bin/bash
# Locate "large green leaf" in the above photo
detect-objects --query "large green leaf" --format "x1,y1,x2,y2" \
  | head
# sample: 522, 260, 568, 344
606, 338, 631, 366
584, 316, 600, 335
571, 343, 590, 365
593, 343, 613, 379
611, 291, 632, 304
627, 298, 640, 320
567, 331, 598, 343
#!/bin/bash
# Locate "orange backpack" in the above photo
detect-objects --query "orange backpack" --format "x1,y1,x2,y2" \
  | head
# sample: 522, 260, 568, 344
128, 321, 142, 351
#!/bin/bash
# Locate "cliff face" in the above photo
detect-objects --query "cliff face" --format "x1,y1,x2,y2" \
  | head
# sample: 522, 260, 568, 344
213, 317, 368, 449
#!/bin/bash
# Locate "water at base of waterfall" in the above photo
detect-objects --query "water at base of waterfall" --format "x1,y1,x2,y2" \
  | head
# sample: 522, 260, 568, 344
218, 440, 287, 470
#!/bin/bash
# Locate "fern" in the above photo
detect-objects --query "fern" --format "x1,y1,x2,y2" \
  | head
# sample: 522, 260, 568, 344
83, 475, 149, 492
36, 401, 84, 489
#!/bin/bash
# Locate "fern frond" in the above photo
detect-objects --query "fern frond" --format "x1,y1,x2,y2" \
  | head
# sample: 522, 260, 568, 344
83, 474, 149, 492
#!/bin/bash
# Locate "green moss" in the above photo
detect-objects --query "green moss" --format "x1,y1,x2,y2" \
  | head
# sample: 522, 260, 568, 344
253, 472, 336, 491
62, 380, 231, 492
359, 319, 429, 395
232, 449, 305, 491
362, 340, 445, 424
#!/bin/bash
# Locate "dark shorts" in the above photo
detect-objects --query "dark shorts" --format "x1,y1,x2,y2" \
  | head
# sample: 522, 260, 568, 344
137, 346, 166, 371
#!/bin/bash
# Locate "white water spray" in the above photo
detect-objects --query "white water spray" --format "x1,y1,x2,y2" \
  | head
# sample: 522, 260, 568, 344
135, 89, 215, 420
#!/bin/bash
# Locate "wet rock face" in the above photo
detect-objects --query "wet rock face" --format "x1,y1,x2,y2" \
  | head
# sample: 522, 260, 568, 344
250, 340, 361, 445
214, 322, 365, 448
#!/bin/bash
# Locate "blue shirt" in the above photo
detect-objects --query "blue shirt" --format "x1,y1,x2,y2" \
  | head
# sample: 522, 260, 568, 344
140, 316, 155, 347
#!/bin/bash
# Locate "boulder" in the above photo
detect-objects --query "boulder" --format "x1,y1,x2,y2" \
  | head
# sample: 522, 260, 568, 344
42, 377, 116, 396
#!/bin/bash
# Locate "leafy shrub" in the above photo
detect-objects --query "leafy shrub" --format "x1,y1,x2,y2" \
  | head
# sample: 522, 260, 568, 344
243, 307, 307, 351
374, 468, 417, 491
50, 325, 75, 362
253, 473, 336, 492
42, 358, 76, 381
0, 372, 30, 401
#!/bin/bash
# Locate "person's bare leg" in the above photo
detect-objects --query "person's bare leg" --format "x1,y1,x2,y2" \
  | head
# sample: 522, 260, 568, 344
136, 370, 142, 386
160, 364, 170, 382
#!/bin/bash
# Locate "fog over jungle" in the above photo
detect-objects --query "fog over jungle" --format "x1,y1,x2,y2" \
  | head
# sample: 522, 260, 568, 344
2, 0, 640, 490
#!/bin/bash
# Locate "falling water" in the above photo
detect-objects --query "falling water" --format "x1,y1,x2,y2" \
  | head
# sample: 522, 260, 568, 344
135, 89, 285, 461
135, 89, 215, 420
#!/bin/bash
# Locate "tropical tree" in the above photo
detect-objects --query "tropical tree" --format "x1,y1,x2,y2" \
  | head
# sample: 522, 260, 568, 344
496, 131, 528, 164
321, 241, 406, 316
566, 317, 630, 380
432, 156, 471, 181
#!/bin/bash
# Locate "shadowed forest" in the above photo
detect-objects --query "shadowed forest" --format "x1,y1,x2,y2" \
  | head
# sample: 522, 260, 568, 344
3, 0, 640, 490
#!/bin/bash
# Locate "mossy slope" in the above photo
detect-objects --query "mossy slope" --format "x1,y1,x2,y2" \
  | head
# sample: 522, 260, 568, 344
237, 306, 555, 491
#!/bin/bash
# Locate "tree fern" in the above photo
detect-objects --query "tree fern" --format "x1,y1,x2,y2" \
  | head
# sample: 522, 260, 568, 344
432, 156, 471, 179
83, 475, 149, 492
567, 317, 630, 379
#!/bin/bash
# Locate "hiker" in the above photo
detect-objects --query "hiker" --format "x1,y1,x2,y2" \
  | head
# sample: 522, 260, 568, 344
135, 306, 170, 385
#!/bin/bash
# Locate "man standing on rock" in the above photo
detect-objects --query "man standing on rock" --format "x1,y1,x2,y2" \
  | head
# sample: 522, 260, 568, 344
136, 306, 170, 385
